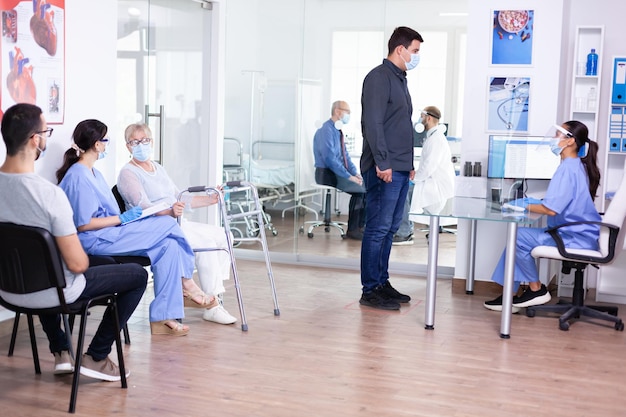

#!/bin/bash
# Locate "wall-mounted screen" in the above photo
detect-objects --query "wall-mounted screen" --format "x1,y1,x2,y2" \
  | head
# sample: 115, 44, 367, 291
487, 135, 560, 180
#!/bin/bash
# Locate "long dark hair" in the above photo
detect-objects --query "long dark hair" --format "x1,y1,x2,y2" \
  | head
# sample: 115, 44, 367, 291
564, 120, 600, 201
56, 119, 108, 183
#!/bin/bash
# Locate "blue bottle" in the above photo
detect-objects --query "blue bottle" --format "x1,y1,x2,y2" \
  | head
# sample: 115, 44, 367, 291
586, 48, 598, 76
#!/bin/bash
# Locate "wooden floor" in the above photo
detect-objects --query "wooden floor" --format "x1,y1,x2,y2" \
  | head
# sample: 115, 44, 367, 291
1, 260, 625, 416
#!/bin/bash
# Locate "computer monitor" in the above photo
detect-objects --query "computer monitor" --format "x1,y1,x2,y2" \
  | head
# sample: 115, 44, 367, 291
487, 135, 560, 180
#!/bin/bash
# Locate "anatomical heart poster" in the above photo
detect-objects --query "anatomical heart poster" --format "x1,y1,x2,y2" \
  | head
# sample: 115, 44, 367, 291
1, 0, 64, 123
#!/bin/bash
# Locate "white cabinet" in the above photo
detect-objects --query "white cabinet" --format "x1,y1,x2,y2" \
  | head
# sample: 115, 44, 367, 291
569, 26, 604, 143
596, 57, 626, 304
558, 26, 604, 297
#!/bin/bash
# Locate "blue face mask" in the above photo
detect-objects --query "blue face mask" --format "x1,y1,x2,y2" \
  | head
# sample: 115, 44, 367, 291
36, 146, 46, 160
341, 112, 350, 125
405, 50, 420, 71
132, 143, 153, 162
98, 149, 108, 160
549, 138, 563, 156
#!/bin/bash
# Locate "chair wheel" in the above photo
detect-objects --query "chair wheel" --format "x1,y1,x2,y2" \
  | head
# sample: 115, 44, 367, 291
525, 308, 535, 318
272, 229, 278, 236
298, 226, 304, 234
307, 232, 314, 238
615, 321, 624, 331
559, 321, 570, 331
324, 226, 330, 232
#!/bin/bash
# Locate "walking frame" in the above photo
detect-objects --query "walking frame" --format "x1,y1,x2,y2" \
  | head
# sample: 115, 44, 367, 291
177, 181, 280, 331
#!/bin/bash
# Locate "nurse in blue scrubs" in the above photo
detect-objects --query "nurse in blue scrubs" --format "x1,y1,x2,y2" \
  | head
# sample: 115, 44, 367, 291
57, 119, 214, 336
484, 121, 602, 312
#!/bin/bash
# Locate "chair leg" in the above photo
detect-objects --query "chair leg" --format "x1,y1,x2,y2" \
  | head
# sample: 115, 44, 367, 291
26, 314, 41, 375
123, 324, 131, 345
8, 312, 20, 357
69, 308, 87, 413
112, 298, 128, 389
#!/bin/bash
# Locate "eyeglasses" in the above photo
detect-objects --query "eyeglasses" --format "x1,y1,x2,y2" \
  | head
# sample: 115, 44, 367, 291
98, 137, 110, 143
126, 137, 152, 147
35, 128, 53, 138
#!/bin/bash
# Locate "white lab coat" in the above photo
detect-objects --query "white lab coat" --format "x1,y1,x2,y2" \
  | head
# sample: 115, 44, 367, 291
409, 125, 456, 220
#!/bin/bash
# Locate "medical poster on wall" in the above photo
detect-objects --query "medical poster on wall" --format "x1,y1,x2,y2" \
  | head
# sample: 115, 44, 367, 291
491, 10, 534, 65
0, 0, 64, 123
487, 76, 530, 133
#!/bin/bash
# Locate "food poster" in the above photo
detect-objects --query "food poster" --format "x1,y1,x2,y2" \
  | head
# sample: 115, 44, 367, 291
1, 0, 64, 123
491, 10, 534, 66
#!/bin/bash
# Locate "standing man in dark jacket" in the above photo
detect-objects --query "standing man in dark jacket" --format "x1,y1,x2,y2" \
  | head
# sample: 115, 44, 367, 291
359, 26, 423, 310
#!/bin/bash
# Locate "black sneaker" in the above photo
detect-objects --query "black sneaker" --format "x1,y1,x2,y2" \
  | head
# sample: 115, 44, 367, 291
381, 281, 411, 303
359, 287, 401, 310
512, 284, 551, 307
483, 295, 520, 313
346, 230, 364, 240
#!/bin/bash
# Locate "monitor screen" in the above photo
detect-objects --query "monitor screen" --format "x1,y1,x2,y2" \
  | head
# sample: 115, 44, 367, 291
487, 135, 560, 180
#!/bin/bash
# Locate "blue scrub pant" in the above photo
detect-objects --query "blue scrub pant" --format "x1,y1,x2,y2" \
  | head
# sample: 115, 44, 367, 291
490, 227, 558, 292
81, 216, 195, 322
360, 168, 409, 293
39, 263, 148, 360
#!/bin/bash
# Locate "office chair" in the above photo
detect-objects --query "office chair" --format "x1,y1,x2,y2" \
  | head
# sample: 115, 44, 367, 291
302, 183, 347, 239
527, 167, 626, 331
0, 222, 129, 413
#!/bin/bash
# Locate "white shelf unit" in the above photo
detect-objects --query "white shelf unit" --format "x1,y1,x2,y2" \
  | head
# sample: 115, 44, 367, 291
558, 26, 604, 297
596, 56, 626, 304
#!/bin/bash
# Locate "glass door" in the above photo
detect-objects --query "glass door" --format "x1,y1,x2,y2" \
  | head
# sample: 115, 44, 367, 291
116, 0, 213, 198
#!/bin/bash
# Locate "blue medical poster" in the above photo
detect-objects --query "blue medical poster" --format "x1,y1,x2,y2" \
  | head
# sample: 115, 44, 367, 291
487, 77, 530, 132
491, 10, 534, 66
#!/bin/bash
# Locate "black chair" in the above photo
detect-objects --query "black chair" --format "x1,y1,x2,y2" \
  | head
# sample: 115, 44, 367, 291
527, 166, 626, 331
303, 183, 347, 239
0, 222, 128, 413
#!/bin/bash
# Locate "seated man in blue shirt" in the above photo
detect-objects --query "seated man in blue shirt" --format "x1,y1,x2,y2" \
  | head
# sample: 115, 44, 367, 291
313, 100, 366, 240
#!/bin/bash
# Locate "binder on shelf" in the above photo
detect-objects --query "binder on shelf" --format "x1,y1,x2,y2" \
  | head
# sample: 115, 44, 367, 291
622, 138, 626, 152
612, 57, 626, 104
610, 138, 621, 152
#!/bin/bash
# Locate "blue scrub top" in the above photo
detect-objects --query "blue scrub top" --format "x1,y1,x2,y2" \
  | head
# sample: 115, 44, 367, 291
542, 157, 600, 249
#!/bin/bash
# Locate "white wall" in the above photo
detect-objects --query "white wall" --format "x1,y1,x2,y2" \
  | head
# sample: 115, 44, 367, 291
0, 0, 118, 185
455, 0, 565, 281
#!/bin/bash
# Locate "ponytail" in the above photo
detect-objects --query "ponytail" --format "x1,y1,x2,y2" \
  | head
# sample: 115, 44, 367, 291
56, 148, 81, 183
581, 139, 600, 201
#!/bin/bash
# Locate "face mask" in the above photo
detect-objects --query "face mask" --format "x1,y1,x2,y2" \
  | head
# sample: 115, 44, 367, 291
405, 49, 420, 71
98, 149, 108, 160
414, 118, 425, 133
341, 112, 350, 125
549, 138, 563, 156
36, 146, 46, 160
132, 143, 153, 162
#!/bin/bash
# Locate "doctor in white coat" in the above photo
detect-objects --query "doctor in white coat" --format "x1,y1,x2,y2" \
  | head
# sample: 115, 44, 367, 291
409, 106, 455, 219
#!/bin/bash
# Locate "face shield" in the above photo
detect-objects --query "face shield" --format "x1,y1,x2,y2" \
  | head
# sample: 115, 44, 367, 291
542, 124, 587, 157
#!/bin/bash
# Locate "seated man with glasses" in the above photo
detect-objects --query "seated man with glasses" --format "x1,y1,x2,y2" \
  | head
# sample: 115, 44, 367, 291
313, 100, 366, 240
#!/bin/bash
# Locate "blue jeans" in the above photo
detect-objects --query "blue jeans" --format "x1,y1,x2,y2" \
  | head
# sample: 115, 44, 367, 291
396, 181, 415, 238
39, 263, 148, 361
360, 168, 410, 293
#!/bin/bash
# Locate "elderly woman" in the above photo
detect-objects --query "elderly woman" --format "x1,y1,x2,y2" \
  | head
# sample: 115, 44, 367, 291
116, 123, 236, 325
57, 119, 216, 336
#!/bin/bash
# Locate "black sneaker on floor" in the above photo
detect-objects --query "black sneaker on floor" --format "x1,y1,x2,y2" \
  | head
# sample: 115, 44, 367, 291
483, 295, 520, 313
360, 287, 401, 311
392, 234, 414, 246
346, 230, 364, 241
512, 284, 551, 308
381, 281, 411, 303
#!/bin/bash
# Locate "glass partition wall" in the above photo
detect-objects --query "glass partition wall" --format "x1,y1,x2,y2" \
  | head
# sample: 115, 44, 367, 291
117, 0, 467, 274
223, 0, 467, 274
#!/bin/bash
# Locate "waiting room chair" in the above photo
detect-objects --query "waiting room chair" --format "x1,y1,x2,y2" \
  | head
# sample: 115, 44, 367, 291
0, 222, 128, 413
302, 183, 347, 239
527, 164, 626, 331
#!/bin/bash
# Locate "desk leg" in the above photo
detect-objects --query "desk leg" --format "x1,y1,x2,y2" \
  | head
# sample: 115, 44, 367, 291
466, 219, 477, 294
425, 216, 440, 330
500, 222, 518, 339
